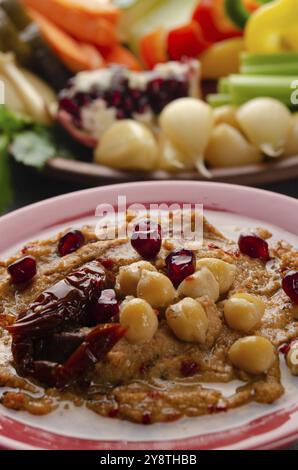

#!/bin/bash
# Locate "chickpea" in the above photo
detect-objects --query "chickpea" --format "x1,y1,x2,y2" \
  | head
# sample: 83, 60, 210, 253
117, 262, 157, 296
196, 258, 236, 295
120, 298, 158, 345
286, 341, 298, 376
177, 267, 220, 302
137, 270, 176, 308
166, 298, 209, 344
229, 336, 275, 375
224, 293, 265, 333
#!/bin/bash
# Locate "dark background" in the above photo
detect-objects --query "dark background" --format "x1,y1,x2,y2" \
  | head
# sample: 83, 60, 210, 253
6, 164, 298, 212
3, 164, 298, 450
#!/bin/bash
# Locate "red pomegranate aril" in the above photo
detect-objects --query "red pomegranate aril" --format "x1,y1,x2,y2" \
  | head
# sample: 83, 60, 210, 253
142, 411, 152, 425
181, 360, 200, 377
90, 289, 119, 324
131, 219, 162, 260
8, 256, 37, 285
58, 230, 85, 257
279, 343, 291, 355
166, 249, 196, 287
282, 271, 298, 304
238, 233, 270, 261
99, 258, 114, 270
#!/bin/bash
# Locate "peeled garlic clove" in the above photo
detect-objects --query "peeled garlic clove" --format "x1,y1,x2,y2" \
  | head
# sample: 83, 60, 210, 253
205, 124, 262, 168
213, 105, 241, 130
158, 134, 194, 172
285, 114, 298, 157
159, 98, 213, 176
94, 120, 158, 170
237, 98, 292, 157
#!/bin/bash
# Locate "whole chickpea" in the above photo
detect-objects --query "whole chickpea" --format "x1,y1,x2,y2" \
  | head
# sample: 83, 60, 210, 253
120, 298, 158, 345
137, 270, 176, 308
166, 297, 209, 344
224, 293, 265, 333
229, 336, 275, 375
178, 267, 220, 302
117, 261, 157, 296
196, 258, 236, 295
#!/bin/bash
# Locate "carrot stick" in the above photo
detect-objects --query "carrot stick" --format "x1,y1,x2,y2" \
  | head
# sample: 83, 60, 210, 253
102, 45, 142, 71
28, 8, 104, 72
22, 0, 119, 47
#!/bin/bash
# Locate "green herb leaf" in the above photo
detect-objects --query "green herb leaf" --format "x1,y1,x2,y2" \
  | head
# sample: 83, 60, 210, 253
10, 130, 57, 169
0, 105, 32, 137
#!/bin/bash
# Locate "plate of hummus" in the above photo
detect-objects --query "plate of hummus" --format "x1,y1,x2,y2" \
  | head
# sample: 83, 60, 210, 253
0, 181, 297, 450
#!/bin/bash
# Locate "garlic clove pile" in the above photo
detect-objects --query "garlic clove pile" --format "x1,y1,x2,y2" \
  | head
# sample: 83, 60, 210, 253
205, 124, 262, 168
159, 98, 213, 177
94, 120, 159, 170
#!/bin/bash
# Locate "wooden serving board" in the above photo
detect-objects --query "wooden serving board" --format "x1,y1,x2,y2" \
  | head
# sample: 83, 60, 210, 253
45, 155, 298, 187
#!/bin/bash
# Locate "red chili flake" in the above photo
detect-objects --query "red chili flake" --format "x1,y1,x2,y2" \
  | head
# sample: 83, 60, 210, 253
148, 391, 161, 399
208, 243, 219, 249
208, 404, 227, 414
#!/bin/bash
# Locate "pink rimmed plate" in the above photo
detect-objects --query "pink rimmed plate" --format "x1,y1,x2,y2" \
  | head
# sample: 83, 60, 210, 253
0, 181, 297, 450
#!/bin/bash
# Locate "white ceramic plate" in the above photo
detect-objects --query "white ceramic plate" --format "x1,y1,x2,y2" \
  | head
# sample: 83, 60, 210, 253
0, 181, 297, 450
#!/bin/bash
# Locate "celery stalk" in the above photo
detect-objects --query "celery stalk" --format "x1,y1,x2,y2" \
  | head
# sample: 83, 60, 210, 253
228, 75, 298, 107
207, 94, 232, 108
241, 52, 298, 66
218, 78, 230, 94
241, 63, 298, 76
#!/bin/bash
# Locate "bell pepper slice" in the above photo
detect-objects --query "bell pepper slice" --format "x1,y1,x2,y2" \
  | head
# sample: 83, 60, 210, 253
167, 21, 210, 61
193, 0, 242, 43
245, 0, 298, 53
224, 0, 272, 29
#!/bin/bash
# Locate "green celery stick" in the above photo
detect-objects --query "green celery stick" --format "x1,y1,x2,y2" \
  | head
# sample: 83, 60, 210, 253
207, 94, 232, 108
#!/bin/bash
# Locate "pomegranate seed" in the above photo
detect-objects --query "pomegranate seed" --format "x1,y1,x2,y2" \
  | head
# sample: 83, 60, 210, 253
90, 289, 119, 324
131, 219, 162, 260
282, 271, 298, 304
166, 249, 195, 287
99, 258, 114, 270
58, 230, 85, 257
108, 408, 119, 418
238, 233, 270, 261
279, 343, 291, 355
59, 96, 80, 117
142, 411, 152, 425
8, 256, 37, 285
181, 360, 200, 377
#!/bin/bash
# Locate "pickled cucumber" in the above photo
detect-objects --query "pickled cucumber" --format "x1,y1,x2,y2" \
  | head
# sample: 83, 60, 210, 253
0, 9, 31, 65
0, 0, 31, 31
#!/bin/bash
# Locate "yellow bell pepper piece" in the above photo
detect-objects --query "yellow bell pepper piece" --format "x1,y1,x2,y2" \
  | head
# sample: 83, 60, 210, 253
200, 38, 245, 80
245, 0, 298, 53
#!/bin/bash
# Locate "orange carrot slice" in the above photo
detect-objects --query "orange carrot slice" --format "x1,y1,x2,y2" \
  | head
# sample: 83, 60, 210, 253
102, 45, 142, 71
22, 0, 119, 47
140, 28, 168, 69
28, 8, 104, 72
